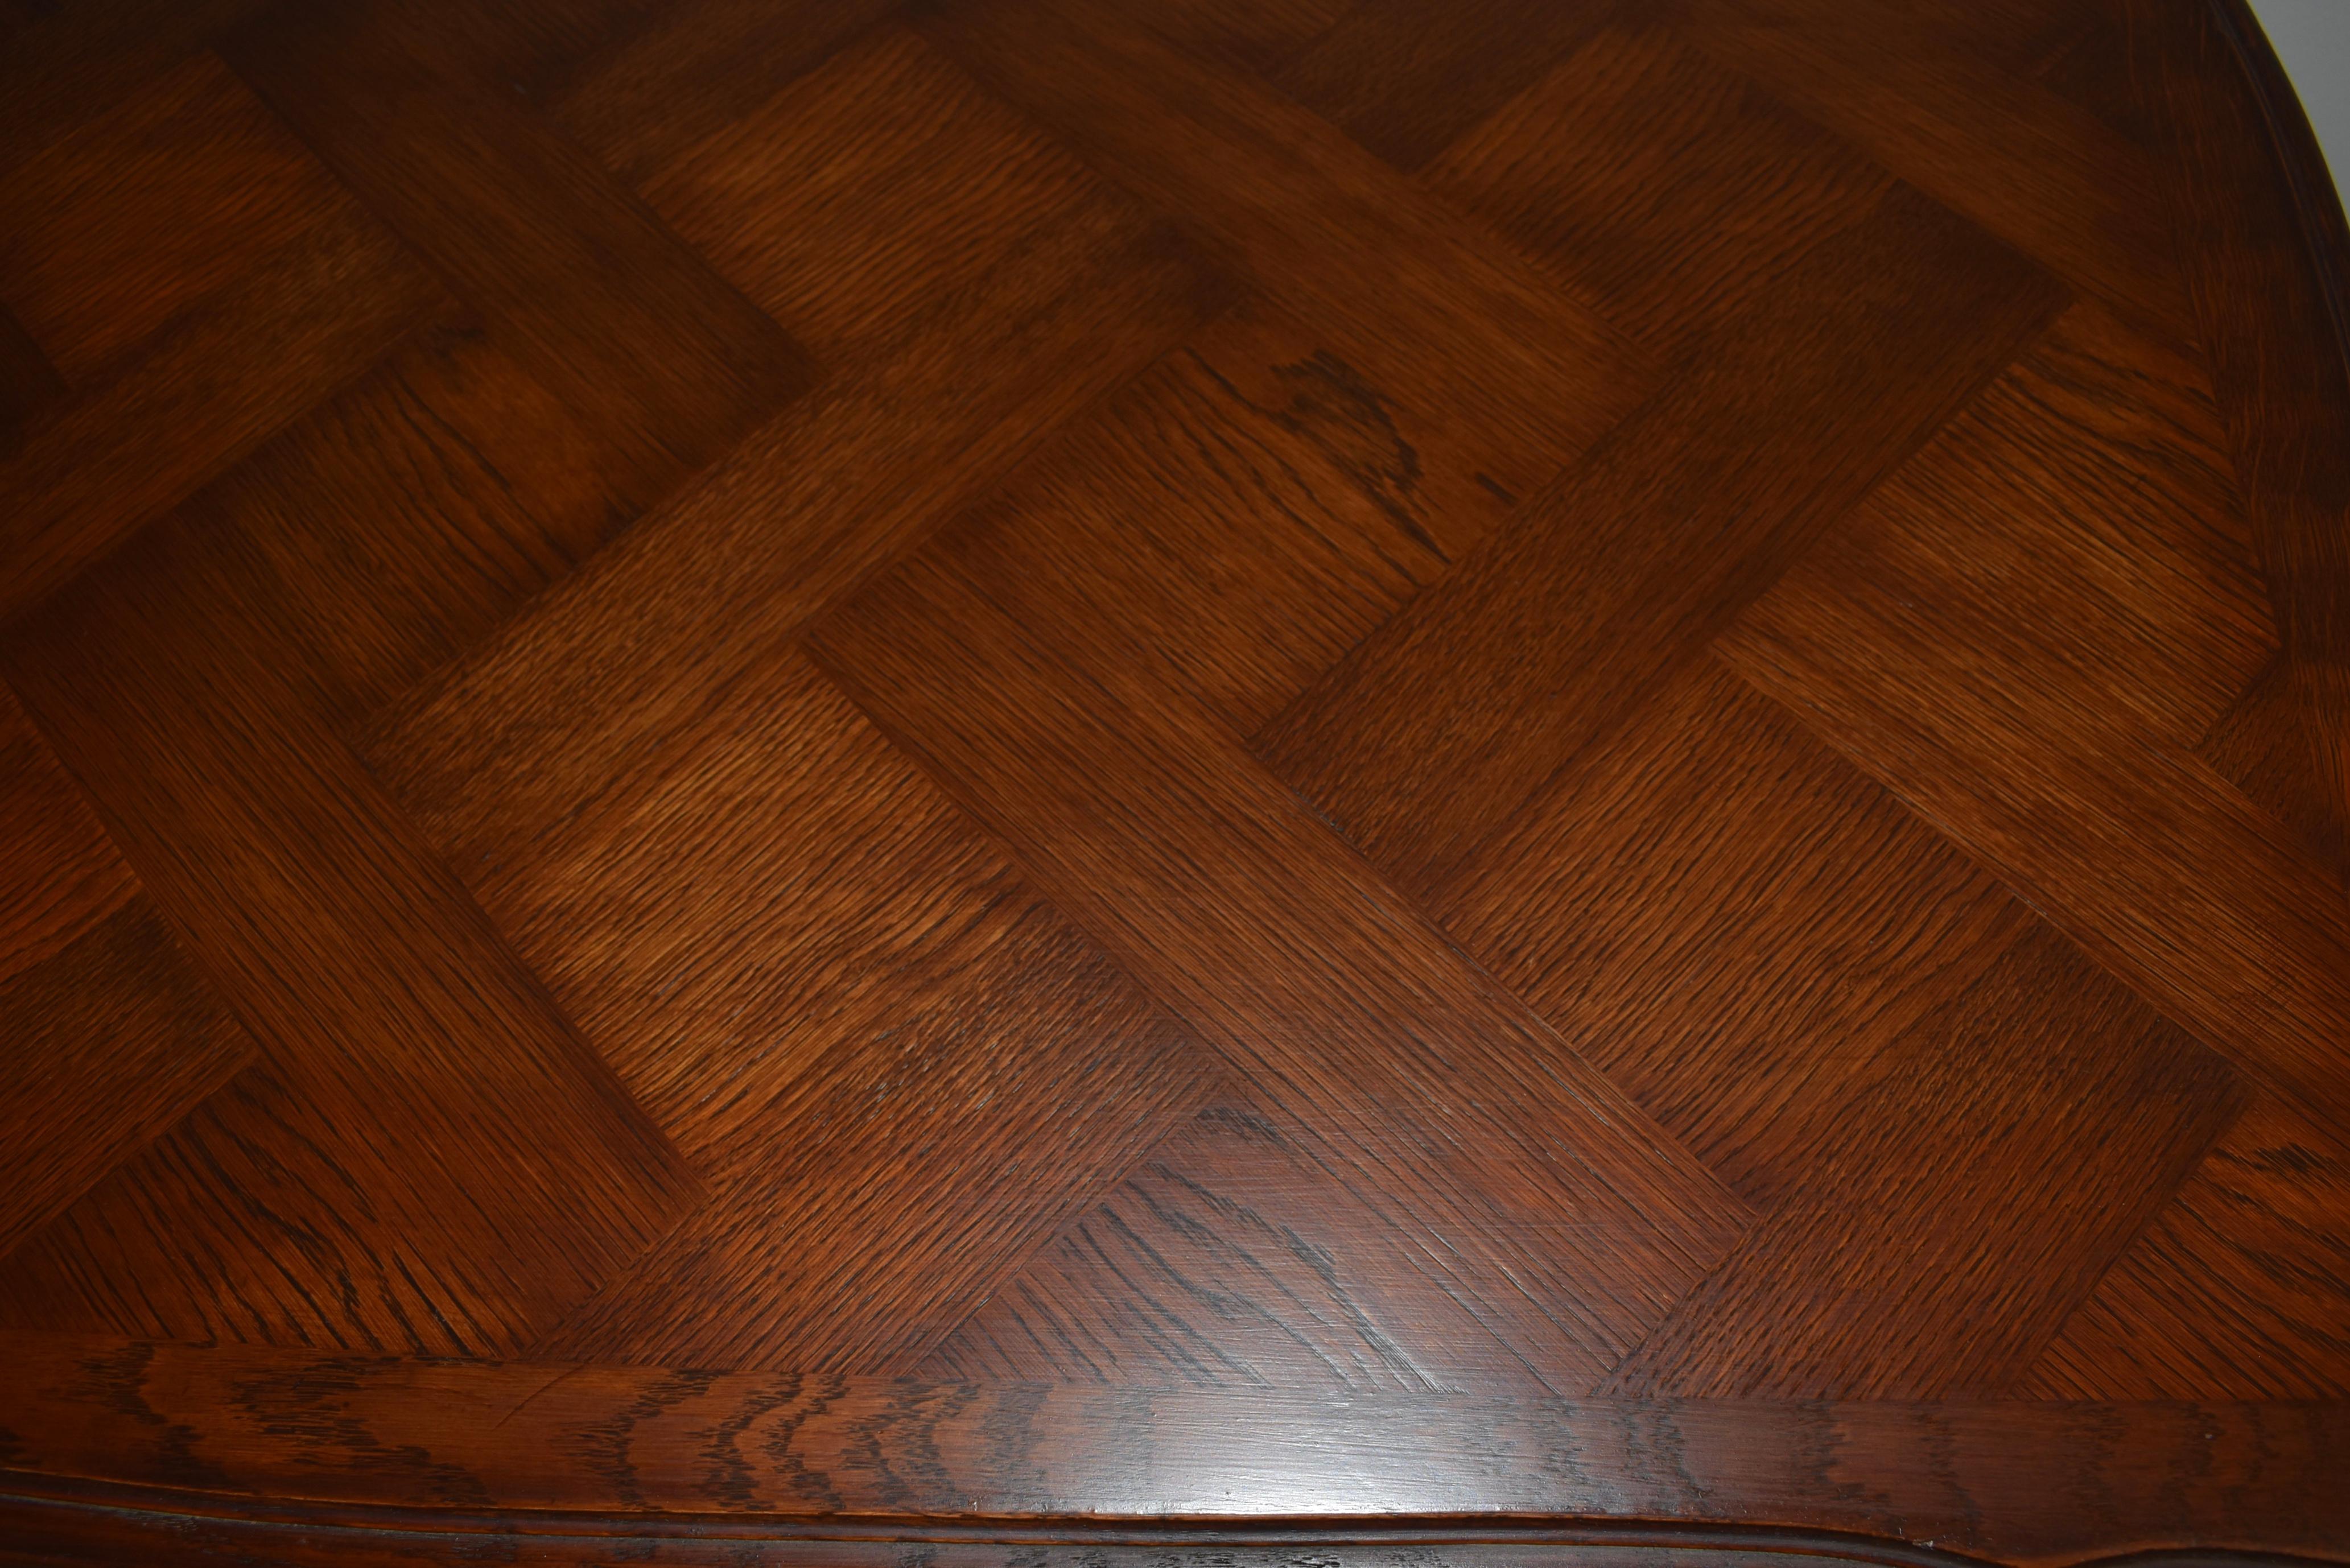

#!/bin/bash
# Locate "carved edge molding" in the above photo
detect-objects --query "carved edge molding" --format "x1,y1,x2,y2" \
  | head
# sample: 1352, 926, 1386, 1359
0, 1335, 2345, 1563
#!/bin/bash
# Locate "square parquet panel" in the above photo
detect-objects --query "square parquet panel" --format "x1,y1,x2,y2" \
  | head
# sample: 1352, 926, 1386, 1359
3, 0, 2348, 1557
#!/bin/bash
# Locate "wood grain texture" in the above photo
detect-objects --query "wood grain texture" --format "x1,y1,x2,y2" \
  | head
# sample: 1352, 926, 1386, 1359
1272, 0, 1622, 175
1604, 926, 2246, 1397
0, 202, 448, 622
531, 888, 1207, 1370
1673, 0, 2198, 345
0, 905, 253, 1262
448, 643, 1213, 1369
1434, 657, 2028, 1207
927, 1097, 1556, 1393
2028, 1093, 2350, 1400
546, 0, 894, 187
0, 0, 271, 183
0, 53, 345, 386
0, 686, 135, 987
3, 0, 2347, 1553
1258, 184, 2063, 896
2, 1336, 2347, 1563
1418, 22, 1899, 364
0, 498, 696, 1354
0, 303, 64, 459
1717, 302, 2350, 1133
218, 0, 815, 522
2128, 0, 2350, 886
147, 331, 631, 739
366, 26, 1222, 889
918, 0, 1652, 498
808, 546, 1750, 1392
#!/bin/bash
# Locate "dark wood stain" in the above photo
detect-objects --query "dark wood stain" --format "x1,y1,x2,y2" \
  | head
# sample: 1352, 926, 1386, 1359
0, 0, 2344, 1559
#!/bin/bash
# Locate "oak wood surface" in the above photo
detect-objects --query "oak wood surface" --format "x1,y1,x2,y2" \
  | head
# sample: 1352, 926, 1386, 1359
1, 0, 2346, 1560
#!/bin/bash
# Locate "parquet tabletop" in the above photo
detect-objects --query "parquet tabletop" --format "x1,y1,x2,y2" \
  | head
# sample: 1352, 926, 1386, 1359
3, 0, 2348, 1561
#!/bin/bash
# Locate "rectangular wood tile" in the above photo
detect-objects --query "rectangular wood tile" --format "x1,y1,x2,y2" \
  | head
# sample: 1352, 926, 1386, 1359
2, 1061, 539, 1352
1437, 655, 2029, 1206
459, 643, 1078, 1162
919, 0, 1652, 506
1271, 0, 1621, 174
1419, 23, 1900, 362
1603, 926, 2246, 1398
1673, 0, 2196, 345
171, 332, 623, 736
547, 0, 893, 187
0, 685, 135, 988
0, 204, 446, 623
1829, 302, 2273, 746
933, 303, 1459, 738
0, 52, 345, 385
1718, 303, 2350, 1135
807, 548, 1751, 1390
220, 0, 815, 525
0, 504, 698, 1355
927, 1097, 1552, 1394
2026, 1094, 2350, 1399
1256, 183, 2064, 897
633, 28, 1135, 366
365, 63, 1222, 893
533, 890, 1207, 1371
0, 903, 253, 1263
0, 0, 269, 183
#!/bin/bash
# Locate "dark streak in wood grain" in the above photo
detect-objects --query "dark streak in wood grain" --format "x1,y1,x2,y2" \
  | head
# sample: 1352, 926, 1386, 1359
1256, 184, 2063, 896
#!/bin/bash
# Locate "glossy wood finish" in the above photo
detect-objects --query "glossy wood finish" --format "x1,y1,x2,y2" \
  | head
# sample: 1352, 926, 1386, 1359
2, 0, 2347, 1561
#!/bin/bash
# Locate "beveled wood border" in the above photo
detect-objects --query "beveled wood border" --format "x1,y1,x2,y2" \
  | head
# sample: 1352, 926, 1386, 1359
0, 1335, 2344, 1564
2209, 0, 2350, 378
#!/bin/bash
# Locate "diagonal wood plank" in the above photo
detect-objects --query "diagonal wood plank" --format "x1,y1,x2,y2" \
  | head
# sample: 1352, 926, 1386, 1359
0, 302, 64, 458
1602, 925, 2246, 1398
926, 1096, 1552, 1393
218, 0, 815, 525
0, 0, 270, 184
1271, 0, 1622, 175
0, 201, 447, 624
2125, 0, 2350, 888
0, 906, 253, 1266
366, 27, 1224, 893
156, 328, 644, 740
435, 640, 1213, 1370
1256, 182, 2063, 897
531, 888, 1208, 1371
930, 303, 1457, 738
0, 53, 351, 389
0, 686, 135, 988
1417, 22, 1900, 364
544, 0, 894, 188
1080, 0, 1354, 81
2025, 1093, 2350, 1399
0, 493, 698, 1354
1717, 301, 2350, 1135
1434, 655, 2029, 1206
3, 667, 248, 1261
917, 0, 1653, 509
807, 547, 1751, 1391
1672, 0, 2198, 346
